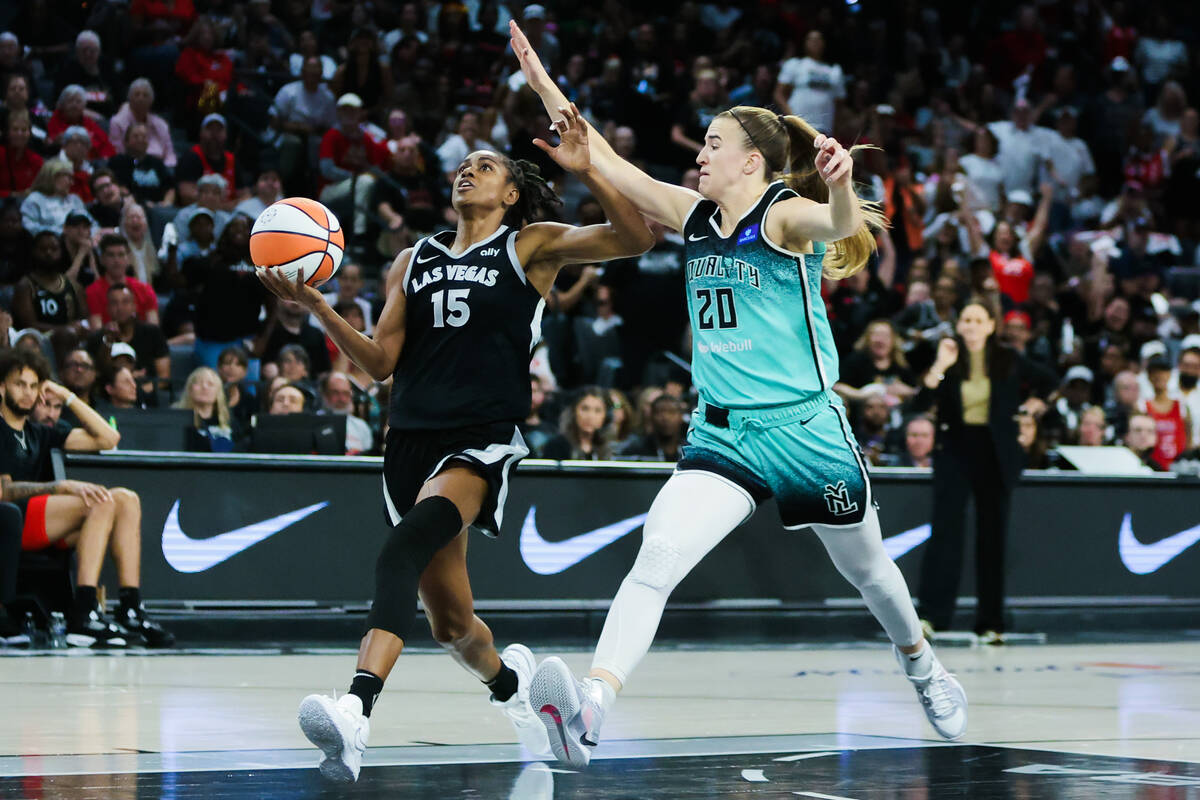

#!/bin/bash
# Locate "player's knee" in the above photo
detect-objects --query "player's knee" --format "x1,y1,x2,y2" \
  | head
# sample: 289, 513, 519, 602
426, 610, 473, 646
844, 559, 896, 595
628, 536, 682, 592
112, 488, 140, 509
87, 496, 118, 518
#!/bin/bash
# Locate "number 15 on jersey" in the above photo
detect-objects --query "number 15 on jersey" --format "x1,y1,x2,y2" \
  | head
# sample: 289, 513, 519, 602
431, 289, 471, 328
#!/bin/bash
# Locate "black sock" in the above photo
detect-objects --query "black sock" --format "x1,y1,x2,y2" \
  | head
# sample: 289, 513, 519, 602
349, 670, 384, 717
118, 587, 141, 611
486, 663, 519, 703
73, 585, 99, 617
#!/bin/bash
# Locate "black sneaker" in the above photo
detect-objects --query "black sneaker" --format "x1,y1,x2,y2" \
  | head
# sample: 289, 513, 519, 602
67, 607, 128, 648
0, 609, 30, 648
113, 605, 175, 648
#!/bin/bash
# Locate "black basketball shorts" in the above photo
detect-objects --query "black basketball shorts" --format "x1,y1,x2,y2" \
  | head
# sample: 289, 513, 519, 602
382, 422, 529, 537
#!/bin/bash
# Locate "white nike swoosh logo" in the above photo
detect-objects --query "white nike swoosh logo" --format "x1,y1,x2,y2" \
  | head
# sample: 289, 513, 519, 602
416, 254, 438, 263
882, 524, 931, 560
162, 500, 330, 573
519, 507, 648, 575
519, 508, 929, 575
688, 234, 708, 241
1118, 513, 1200, 575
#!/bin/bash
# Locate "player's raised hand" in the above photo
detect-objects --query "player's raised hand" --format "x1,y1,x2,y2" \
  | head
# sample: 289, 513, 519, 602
533, 103, 591, 174
509, 21, 554, 94
256, 266, 326, 311
813, 133, 853, 188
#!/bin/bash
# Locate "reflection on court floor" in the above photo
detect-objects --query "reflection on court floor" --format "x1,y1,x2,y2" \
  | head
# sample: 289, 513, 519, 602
2, 643, 1198, 798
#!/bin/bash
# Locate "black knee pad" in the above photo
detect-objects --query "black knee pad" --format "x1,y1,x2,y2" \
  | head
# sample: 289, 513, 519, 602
365, 495, 463, 640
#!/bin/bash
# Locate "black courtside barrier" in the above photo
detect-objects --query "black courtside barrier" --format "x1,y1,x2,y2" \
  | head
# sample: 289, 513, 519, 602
66, 452, 1200, 604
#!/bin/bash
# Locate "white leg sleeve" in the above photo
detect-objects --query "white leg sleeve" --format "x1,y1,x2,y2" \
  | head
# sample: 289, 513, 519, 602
812, 505, 924, 648
590, 471, 754, 686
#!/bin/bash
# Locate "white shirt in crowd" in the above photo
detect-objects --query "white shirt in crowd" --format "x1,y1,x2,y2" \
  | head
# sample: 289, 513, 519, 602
1044, 132, 1096, 198
343, 413, 374, 455
270, 80, 338, 133
778, 56, 845, 133
987, 121, 1056, 195
1134, 37, 1187, 87
288, 53, 338, 81
958, 153, 1005, 211
1142, 107, 1181, 142
437, 134, 496, 176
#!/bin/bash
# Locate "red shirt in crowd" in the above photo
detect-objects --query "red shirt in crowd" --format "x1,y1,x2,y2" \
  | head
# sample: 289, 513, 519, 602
991, 28, 1047, 82
1105, 26, 1136, 61
85, 275, 159, 323
46, 113, 116, 160
0, 146, 43, 196
1143, 398, 1187, 470
318, 127, 386, 190
69, 168, 93, 204
175, 47, 234, 91
189, 144, 237, 200
990, 250, 1034, 304
1124, 149, 1169, 191
130, 0, 196, 25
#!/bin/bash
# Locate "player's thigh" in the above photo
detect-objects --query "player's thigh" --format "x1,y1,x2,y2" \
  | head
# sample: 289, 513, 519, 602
416, 465, 488, 529
634, 470, 755, 586
754, 405, 870, 529
42, 495, 99, 544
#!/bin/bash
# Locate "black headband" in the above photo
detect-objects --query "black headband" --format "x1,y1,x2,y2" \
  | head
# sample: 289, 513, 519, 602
730, 111, 786, 173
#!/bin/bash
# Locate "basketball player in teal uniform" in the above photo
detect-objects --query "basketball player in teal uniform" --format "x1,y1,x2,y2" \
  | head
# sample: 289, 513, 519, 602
258, 102, 654, 781
510, 22, 968, 768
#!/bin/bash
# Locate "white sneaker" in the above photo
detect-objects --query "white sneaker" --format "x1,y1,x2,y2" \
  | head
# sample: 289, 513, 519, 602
298, 693, 370, 782
530, 656, 610, 768
491, 644, 552, 758
894, 645, 968, 740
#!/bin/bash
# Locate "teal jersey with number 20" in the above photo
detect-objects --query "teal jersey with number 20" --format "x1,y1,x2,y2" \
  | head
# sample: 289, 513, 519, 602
681, 181, 840, 409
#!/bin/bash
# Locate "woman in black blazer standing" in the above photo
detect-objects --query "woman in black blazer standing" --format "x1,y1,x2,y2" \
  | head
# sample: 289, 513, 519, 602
911, 299, 1055, 642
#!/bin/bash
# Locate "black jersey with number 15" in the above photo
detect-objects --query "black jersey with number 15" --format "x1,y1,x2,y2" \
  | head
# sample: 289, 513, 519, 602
389, 226, 546, 430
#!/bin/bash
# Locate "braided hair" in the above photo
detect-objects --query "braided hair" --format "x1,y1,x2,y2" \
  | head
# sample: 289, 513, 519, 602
499, 156, 562, 228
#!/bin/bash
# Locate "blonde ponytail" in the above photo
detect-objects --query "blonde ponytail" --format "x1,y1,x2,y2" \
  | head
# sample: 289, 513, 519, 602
723, 106, 888, 280
776, 114, 888, 280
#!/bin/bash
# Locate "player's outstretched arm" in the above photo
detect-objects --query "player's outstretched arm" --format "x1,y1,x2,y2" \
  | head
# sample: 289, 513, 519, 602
258, 251, 410, 381
518, 102, 654, 293
509, 21, 699, 232
769, 134, 865, 249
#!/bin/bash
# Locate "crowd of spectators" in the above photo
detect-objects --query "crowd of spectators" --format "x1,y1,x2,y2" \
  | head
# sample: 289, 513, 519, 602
0, 0, 1198, 472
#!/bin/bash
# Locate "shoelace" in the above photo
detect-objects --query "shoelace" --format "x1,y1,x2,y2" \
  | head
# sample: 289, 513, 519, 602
922, 668, 959, 718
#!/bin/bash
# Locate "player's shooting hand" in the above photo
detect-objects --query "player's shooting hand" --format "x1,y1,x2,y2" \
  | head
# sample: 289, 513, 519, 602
256, 266, 326, 311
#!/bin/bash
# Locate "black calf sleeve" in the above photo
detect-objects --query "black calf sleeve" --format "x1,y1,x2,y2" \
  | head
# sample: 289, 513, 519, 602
365, 495, 464, 639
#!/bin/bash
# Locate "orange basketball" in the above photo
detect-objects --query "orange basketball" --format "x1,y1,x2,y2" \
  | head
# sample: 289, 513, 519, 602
250, 197, 344, 287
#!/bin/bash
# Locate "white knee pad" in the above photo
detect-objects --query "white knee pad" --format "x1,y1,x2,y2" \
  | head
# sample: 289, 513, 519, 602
628, 537, 681, 592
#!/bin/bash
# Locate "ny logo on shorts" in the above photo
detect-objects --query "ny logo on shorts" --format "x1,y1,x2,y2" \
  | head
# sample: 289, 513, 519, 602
824, 481, 859, 516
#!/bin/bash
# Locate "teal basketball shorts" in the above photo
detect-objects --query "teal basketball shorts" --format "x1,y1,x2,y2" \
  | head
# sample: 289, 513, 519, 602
677, 392, 873, 529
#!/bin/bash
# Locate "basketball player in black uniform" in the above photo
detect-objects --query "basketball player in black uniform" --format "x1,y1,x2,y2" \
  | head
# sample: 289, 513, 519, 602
258, 103, 654, 782
12, 231, 88, 365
